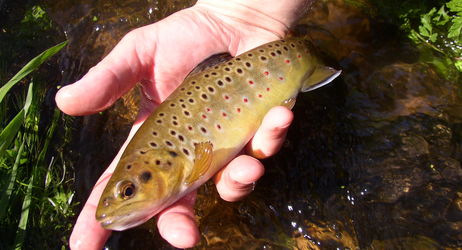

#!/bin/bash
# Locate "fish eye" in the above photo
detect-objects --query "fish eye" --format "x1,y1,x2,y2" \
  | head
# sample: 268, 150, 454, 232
118, 181, 136, 200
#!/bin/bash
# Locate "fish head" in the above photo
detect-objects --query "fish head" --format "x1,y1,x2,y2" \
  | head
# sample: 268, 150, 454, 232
95, 148, 187, 230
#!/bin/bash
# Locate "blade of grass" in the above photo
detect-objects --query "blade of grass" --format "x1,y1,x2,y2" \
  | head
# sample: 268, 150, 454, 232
0, 140, 25, 219
0, 81, 33, 156
13, 166, 35, 250
0, 40, 67, 103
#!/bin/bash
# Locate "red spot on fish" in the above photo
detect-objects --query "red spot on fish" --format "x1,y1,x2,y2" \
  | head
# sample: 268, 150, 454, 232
297, 54, 301, 58
222, 112, 227, 117
224, 95, 229, 100
264, 71, 269, 76
243, 98, 248, 103
216, 124, 222, 129
248, 80, 254, 85
266, 87, 270, 91
258, 94, 263, 98
236, 108, 241, 113
202, 114, 207, 119
188, 126, 193, 131
206, 108, 211, 112
285, 59, 290, 63
279, 76, 284, 81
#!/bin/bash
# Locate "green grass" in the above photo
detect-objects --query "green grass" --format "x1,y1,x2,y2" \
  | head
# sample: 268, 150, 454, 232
0, 41, 77, 249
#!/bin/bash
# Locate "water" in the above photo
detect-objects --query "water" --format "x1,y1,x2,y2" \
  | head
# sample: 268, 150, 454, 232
40, 0, 462, 248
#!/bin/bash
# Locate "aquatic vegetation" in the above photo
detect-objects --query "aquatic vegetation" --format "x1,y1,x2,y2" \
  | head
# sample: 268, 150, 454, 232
0, 42, 77, 249
365, 0, 462, 75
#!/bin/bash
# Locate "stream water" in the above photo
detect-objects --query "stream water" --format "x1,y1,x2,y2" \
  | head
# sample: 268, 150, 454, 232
37, 0, 462, 248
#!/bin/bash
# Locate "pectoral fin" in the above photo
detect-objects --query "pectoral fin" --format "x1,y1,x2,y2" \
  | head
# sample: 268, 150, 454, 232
186, 142, 214, 184
301, 66, 341, 92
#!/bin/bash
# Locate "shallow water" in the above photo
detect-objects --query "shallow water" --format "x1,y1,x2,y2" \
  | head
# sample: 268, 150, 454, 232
41, 0, 462, 248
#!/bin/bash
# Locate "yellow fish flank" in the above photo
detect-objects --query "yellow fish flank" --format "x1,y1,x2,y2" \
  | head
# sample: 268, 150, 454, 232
96, 38, 341, 230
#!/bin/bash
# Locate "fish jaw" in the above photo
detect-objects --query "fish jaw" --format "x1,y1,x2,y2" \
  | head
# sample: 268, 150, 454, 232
96, 197, 173, 231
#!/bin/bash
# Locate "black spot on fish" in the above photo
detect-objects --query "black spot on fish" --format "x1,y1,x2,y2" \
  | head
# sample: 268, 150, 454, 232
140, 151, 146, 155
259, 49, 264, 52
260, 56, 267, 61
140, 171, 152, 183
181, 104, 186, 108
236, 58, 241, 61
167, 161, 172, 166
170, 103, 176, 107
179, 99, 184, 102
150, 142, 158, 147
211, 72, 217, 76
182, 148, 190, 155
191, 81, 196, 85
155, 160, 161, 165
184, 110, 190, 116
236, 68, 243, 74
290, 43, 295, 48
270, 52, 276, 57
275, 43, 280, 47
188, 98, 195, 103
156, 120, 162, 124
201, 94, 208, 100
168, 151, 178, 157
225, 77, 232, 82
172, 116, 177, 120
204, 74, 210, 78
152, 131, 158, 136
283, 46, 288, 51
207, 86, 215, 93
245, 62, 251, 68
172, 120, 178, 126
195, 86, 200, 90
186, 91, 192, 96
217, 80, 224, 87
126, 164, 132, 170
225, 67, 230, 72
276, 50, 282, 55
144, 161, 149, 165
170, 130, 176, 136
159, 113, 165, 117
268, 44, 273, 48
200, 127, 207, 133
178, 135, 185, 142
103, 197, 112, 207
165, 140, 173, 147
227, 62, 233, 66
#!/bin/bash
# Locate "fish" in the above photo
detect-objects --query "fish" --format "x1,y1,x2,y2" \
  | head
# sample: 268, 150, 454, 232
95, 38, 341, 230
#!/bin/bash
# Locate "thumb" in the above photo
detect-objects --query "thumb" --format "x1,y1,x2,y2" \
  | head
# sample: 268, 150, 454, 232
56, 30, 146, 116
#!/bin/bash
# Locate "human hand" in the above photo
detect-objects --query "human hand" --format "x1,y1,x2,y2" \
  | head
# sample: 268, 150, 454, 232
56, 1, 306, 249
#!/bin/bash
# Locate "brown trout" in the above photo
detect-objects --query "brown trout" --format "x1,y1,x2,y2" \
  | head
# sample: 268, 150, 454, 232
96, 38, 341, 230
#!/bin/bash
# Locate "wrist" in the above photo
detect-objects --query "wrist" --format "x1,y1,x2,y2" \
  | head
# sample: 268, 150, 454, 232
195, 0, 310, 38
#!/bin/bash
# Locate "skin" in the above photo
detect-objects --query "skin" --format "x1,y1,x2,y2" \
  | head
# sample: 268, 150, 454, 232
55, 2, 306, 249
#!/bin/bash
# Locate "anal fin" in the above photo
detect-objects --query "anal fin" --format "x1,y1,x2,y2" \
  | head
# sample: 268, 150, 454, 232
185, 142, 214, 184
301, 66, 341, 92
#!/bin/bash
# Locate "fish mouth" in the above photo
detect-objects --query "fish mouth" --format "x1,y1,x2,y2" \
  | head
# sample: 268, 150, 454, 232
96, 200, 164, 231
96, 208, 156, 231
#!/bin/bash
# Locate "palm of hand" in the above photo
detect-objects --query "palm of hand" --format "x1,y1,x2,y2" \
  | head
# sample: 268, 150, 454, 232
57, 6, 293, 249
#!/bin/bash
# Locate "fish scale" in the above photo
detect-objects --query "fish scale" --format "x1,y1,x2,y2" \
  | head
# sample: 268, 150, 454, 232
96, 38, 341, 230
